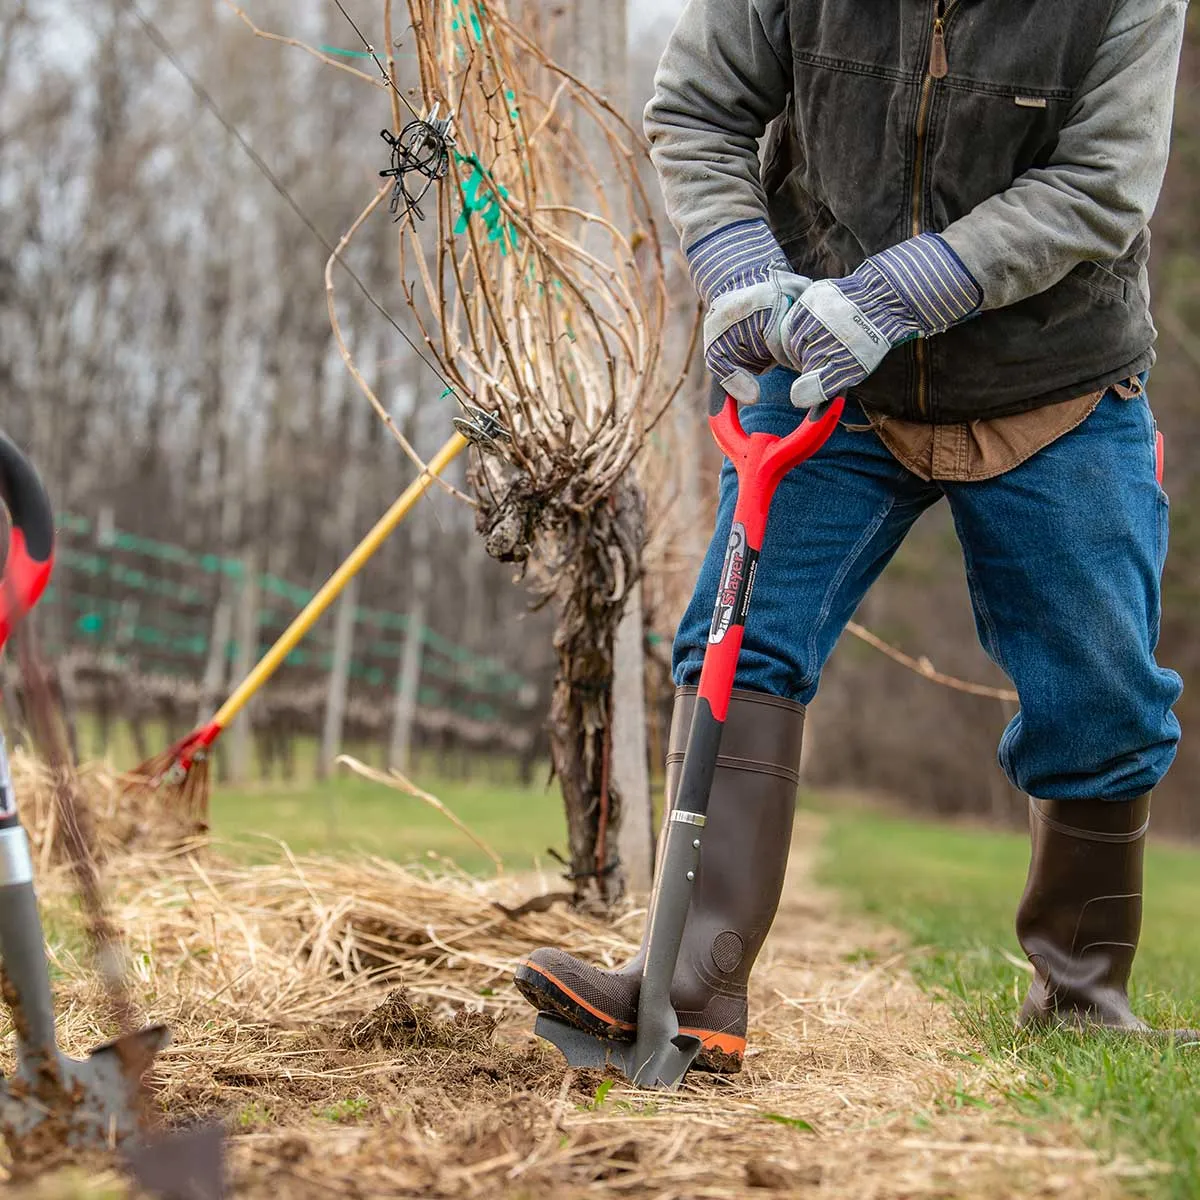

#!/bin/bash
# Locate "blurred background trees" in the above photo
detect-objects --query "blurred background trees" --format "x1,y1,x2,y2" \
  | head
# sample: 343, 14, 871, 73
2, 1, 1197, 837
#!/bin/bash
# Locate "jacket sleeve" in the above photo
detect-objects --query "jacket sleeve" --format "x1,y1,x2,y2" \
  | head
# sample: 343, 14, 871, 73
643, 0, 791, 255
940, 0, 1187, 311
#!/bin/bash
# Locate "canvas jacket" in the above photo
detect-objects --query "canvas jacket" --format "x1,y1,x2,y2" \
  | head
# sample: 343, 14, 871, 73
645, 0, 1187, 422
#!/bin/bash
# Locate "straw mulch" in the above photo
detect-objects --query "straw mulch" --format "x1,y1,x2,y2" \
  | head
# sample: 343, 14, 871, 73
0, 756, 1146, 1198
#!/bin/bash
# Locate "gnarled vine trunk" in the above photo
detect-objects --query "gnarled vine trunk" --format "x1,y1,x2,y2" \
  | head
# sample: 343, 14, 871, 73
545, 479, 645, 910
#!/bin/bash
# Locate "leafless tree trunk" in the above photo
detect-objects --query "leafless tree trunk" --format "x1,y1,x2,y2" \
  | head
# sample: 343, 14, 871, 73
389, 513, 431, 773
544, 478, 646, 908
321, 576, 360, 780
542, 0, 654, 905
612, 582, 653, 891
320, 399, 368, 779
197, 598, 233, 726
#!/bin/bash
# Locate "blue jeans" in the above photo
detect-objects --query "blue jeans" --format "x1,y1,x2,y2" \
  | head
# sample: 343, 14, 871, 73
673, 369, 1182, 801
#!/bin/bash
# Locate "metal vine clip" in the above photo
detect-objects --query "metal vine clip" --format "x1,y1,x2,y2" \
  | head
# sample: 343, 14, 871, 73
452, 404, 511, 452
379, 103, 456, 222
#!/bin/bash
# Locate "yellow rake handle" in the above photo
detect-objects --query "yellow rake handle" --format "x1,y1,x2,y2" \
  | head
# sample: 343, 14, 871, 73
211, 431, 470, 731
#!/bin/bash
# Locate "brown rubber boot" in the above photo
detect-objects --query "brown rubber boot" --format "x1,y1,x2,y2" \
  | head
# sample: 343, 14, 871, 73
515, 686, 804, 1073
1016, 795, 1198, 1041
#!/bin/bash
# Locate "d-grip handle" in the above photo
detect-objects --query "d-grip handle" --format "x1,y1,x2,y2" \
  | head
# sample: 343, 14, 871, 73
0, 434, 55, 651
707, 391, 844, 491
696, 391, 844, 727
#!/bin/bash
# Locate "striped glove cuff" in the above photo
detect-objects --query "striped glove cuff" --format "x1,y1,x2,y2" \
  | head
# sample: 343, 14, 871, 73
686, 219, 793, 306
861, 233, 983, 339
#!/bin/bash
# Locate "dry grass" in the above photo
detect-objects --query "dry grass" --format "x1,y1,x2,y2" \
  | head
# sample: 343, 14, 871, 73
0, 756, 1151, 1197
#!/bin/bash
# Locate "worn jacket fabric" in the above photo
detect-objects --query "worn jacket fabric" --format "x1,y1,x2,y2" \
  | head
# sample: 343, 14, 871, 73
645, 0, 1187, 422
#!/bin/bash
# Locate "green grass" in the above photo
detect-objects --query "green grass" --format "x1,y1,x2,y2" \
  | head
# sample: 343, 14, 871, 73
208, 768, 567, 876
64, 713, 566, 875
818, 804, 1200, 1198
317, 1095, 371, 1123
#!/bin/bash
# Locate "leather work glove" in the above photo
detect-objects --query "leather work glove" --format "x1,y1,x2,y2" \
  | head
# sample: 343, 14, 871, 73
688, 219, 811, 404
779, 233, 983, 409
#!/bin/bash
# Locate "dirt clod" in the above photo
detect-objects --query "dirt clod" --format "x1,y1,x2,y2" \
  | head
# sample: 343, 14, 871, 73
340, 988, 496, 1052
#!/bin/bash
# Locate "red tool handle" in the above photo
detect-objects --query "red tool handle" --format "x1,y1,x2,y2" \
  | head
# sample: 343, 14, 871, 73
697, 392, 844, 723
0, 435, 55, 653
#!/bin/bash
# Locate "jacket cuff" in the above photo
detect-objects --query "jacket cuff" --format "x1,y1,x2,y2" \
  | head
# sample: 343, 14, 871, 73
870, 233, 984, 334
685, 219, 791, 305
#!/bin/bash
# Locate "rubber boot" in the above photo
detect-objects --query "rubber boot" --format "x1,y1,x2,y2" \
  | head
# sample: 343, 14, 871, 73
515, 686, 804, 1073
1016, 795, 1198, 1041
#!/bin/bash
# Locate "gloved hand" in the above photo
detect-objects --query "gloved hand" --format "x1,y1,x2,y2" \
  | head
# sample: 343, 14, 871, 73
687, 219, 811, 404
778, 233, 983, 408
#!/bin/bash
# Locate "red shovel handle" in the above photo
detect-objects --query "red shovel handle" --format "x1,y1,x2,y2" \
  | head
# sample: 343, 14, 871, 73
0, 435, 55, 652
698, 393, 844, 723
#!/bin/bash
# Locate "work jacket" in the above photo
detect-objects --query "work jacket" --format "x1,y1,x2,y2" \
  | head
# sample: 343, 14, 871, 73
645, 0, 1186, 421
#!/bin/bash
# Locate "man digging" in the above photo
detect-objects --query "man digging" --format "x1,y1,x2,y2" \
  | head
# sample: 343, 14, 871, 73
516, 0, 1195, 1070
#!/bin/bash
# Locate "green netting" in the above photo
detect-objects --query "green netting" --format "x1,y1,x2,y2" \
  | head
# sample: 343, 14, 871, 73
56, 547, 208, 606
109, 530, 203, 568
260, 573, 314, 606
53, 515, 534, 698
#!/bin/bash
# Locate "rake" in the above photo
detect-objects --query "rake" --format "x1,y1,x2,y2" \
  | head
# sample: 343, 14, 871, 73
131, 430, 469, 821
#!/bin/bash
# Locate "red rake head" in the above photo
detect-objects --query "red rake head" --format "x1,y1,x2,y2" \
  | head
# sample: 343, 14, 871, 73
128, 721, 220, 828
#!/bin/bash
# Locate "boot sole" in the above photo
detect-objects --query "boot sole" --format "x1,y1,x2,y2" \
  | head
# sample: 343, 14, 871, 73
1020, 1010, 1200, 1045
515, 959, 745, 1074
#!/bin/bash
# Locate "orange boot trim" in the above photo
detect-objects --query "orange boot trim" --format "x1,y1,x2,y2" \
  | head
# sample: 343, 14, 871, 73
516, 958, 636, 1032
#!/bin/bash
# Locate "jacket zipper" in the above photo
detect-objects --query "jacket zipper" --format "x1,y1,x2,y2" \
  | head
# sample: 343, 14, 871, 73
911, 0, 956, 416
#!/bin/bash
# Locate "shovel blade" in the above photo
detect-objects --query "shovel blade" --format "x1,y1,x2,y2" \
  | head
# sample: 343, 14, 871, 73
0, 1024, 170, 1145
86, 1023, 171, 1095
533, 1013, 639, 1074
627, 1031, 702, 1090
533, 1014, 702, 1090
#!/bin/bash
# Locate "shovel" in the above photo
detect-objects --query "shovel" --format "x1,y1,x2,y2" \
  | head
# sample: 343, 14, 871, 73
0, 726, 170, 1147
0, 433, 222, 1196
536, 389, 844, 1089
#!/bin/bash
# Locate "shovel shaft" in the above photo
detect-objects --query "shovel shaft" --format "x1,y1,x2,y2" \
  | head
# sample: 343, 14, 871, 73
0, 879, 59, 1065
635, 812, 703, 1064
670, 394, 843, 828
697, 393, 843, 727
0, 737, 58, 1065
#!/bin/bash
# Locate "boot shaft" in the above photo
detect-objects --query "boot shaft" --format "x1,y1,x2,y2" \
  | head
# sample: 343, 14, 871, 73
516, 686, 806, 1071
1016, 795, 1150, 1029
665, 687, 805, 1014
